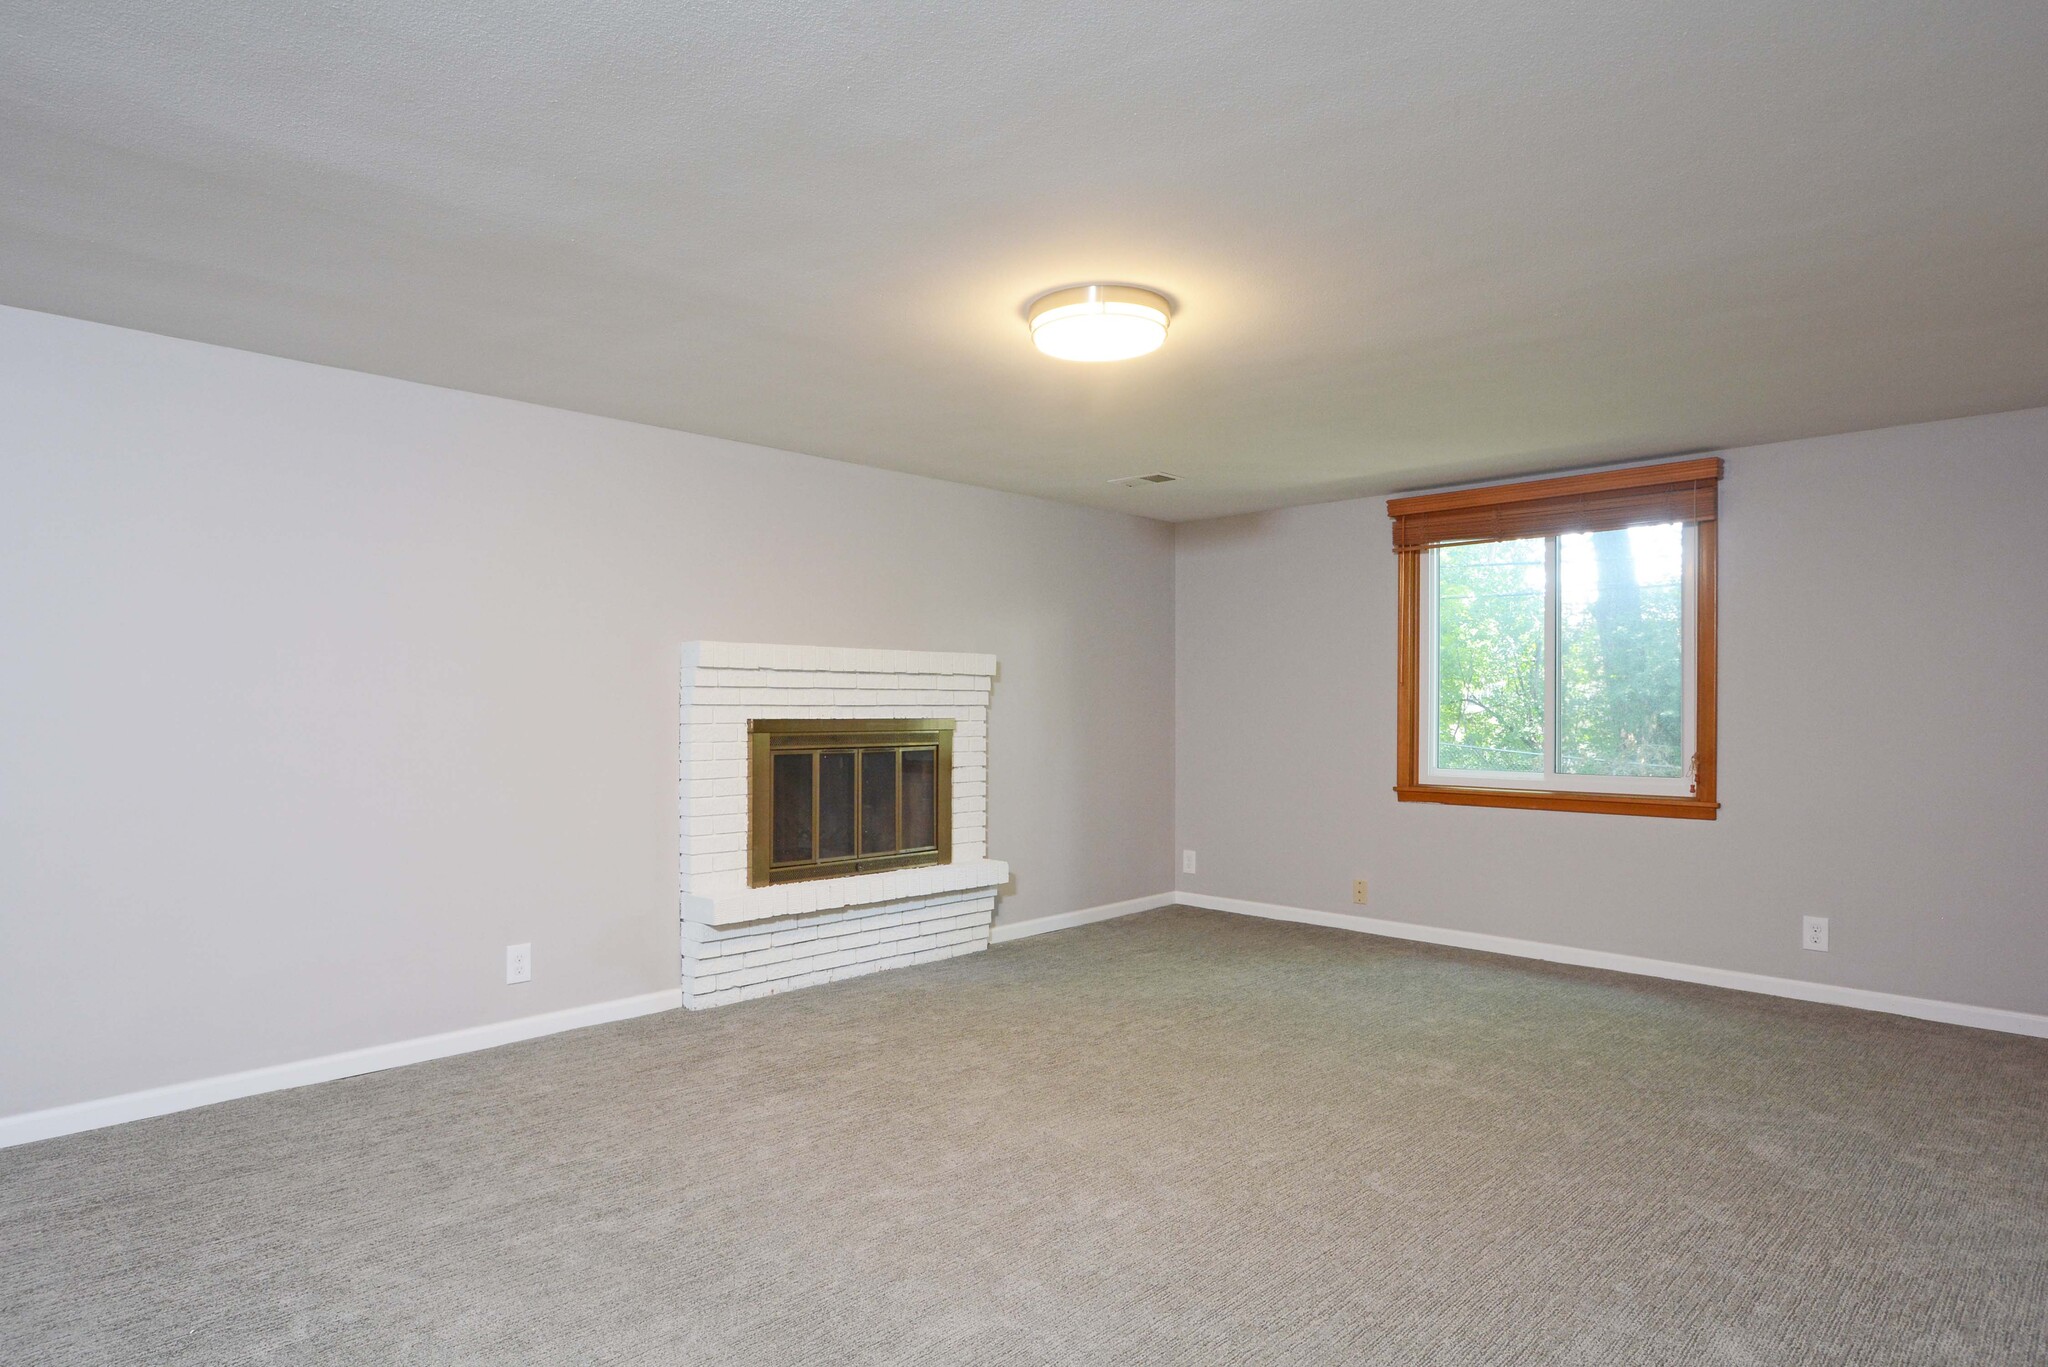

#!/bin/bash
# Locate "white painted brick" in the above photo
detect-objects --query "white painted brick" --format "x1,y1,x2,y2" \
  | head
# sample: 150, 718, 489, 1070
680, 644, 998, 1008
687, 794, 745, 817
684, 811, 742, 836
691, 931, 765, 959
682, 988, 739, 1010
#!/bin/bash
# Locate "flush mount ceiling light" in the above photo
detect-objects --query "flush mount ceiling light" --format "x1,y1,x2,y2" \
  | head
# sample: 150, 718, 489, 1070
1027, 284, 1172, 362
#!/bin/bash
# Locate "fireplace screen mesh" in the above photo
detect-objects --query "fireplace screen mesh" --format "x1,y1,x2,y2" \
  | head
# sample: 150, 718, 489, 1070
748, 719, 953, 886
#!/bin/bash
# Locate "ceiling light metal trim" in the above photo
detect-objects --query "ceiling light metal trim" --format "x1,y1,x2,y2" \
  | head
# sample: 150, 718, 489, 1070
1027, 284, 1172, 362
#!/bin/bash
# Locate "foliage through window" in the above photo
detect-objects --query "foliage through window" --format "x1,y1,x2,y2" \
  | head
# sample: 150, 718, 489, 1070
1390, 460, 1720, 818
1431, 523, 1691, 787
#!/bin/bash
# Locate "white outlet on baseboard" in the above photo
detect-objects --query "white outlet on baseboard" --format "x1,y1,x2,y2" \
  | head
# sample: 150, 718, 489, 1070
506, 943, 532, 983
1801, 916, 1829, 952
1182, 849, 1197, 875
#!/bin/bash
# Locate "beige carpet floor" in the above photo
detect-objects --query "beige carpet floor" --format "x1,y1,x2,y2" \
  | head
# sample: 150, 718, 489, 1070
3, 907, 2045, 1364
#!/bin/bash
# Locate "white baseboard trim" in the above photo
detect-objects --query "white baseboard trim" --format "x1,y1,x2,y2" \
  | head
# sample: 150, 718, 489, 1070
0, 988, 683, 1151
16, 885, 2041, 1151
989, 892, 1178, 943
1174, 892, 2048, 1039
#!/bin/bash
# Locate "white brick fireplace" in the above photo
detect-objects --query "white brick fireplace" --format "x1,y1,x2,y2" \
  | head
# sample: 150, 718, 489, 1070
678, 641, 1008, 1008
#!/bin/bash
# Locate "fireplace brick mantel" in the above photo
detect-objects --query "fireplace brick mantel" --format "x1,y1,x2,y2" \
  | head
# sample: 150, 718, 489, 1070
678, 642, 1007, 1008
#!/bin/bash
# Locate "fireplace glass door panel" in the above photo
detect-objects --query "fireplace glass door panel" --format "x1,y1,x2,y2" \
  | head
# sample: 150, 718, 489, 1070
899, 747, 938, 850
770, 752, 814, 865
749, 720, 953, 886
816, 751, 857, 861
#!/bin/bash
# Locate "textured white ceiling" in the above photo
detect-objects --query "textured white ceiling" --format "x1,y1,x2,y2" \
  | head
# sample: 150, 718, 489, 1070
4, 1, 2045, 519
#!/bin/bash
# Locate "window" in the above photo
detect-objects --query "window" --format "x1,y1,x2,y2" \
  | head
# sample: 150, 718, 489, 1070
1390, 459, 1721, 818
747, 719, 953, 885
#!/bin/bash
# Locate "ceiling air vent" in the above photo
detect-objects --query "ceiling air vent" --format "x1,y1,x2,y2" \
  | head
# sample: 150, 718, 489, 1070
1109, 472, 1181, 489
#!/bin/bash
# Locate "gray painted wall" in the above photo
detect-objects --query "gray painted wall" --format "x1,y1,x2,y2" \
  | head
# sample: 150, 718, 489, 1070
1175, 407, 2048, 1017
0, 306, 1176, 1115
7, 297, 2042, 1122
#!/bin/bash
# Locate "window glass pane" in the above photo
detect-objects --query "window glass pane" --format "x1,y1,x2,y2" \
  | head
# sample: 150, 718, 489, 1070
771, 752, 814, 863
1434, 538, 1546, 773
860, 749, 897, 854
817, 751, 856, 859
900, 747, 937, 849
1558, 523, 1685, 778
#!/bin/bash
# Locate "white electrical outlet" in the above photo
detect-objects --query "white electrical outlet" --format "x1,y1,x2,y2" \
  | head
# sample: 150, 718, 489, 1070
1801, 916, 1829, 952
506, 943, 532, 983
1353, 879, 1368, 905
1182, 849, 1197, 875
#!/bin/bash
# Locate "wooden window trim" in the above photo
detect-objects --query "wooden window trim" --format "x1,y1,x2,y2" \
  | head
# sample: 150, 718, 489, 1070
1392, 459, 1720, 819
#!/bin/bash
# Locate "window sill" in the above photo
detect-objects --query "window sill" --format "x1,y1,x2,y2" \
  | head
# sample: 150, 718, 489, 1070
1394, 784, 1719, 820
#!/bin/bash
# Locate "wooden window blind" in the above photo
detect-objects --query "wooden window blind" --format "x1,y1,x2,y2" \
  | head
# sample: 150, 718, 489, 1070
1388, 457, 1722, 553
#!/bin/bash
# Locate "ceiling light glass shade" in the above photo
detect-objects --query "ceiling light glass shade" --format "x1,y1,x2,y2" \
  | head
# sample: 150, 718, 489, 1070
1028, 285, 1172, 362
